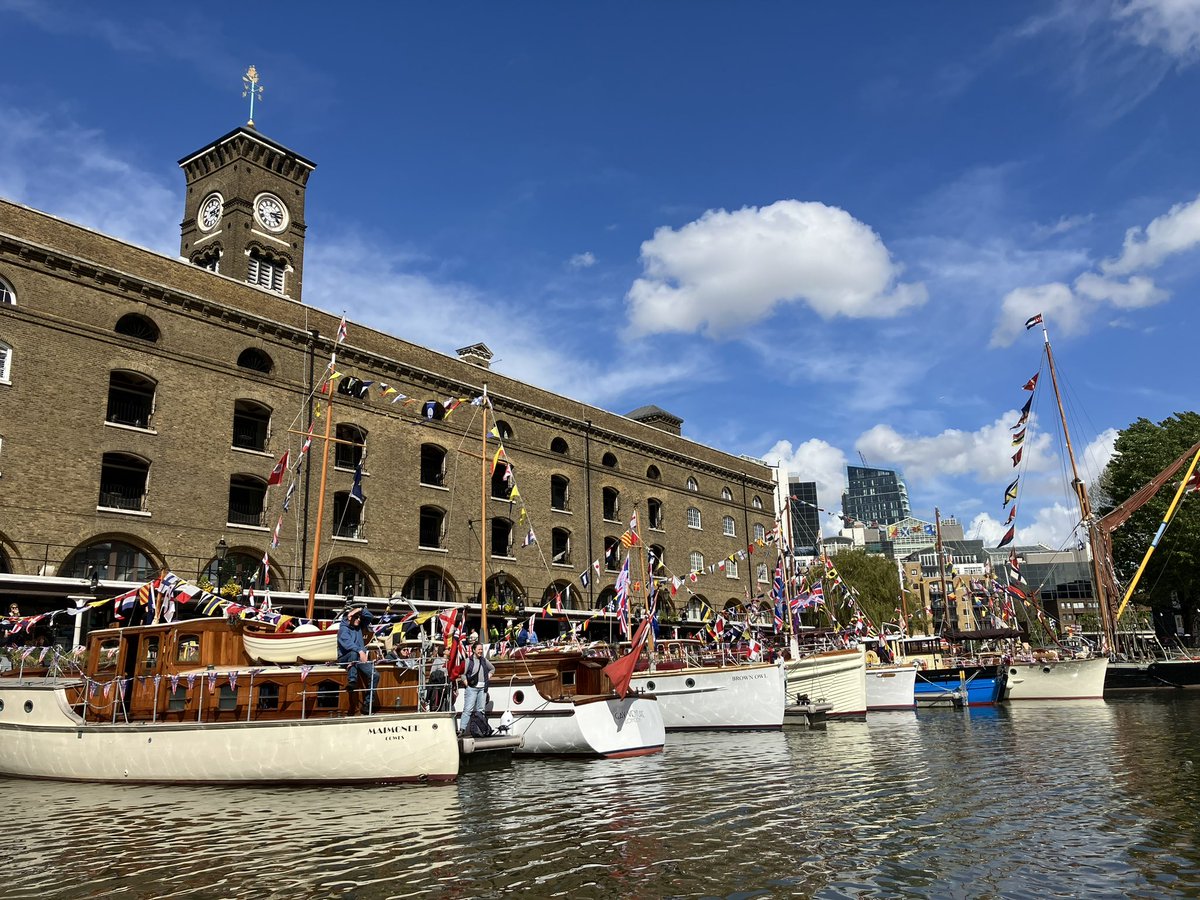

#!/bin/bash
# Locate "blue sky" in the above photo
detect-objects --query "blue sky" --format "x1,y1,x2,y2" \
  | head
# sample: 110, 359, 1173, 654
2, 1, 1198, 549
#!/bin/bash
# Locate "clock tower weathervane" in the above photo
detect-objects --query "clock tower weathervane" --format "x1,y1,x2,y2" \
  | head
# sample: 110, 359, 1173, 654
242, 65, 263, 127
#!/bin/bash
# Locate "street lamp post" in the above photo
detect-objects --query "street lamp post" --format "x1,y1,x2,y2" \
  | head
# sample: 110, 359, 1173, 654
213, 538, 229, 593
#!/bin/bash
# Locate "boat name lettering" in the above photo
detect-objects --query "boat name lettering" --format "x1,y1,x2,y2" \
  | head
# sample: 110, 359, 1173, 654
369, 725, 417, 735
731, 673, 767, 682
613, 709, 644, 723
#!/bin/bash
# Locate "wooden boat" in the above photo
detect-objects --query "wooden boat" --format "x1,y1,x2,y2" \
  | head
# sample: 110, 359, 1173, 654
0, 617, 459, 784
782, 644, 867, 717
473, 648, 665, 757
240, 624, 339, 664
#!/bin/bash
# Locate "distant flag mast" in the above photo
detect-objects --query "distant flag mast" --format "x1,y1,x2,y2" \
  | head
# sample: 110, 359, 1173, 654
242, 65, 264, 127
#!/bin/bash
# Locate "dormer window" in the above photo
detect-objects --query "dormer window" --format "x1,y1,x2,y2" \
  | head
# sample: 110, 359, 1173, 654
247, 251, 285, 292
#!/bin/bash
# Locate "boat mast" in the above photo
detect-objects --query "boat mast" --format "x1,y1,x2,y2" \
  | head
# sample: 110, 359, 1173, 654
480, 382, 489, 644
934, 506, 949, 633
1039, 322, 1114, 651
305, 387, 336, 620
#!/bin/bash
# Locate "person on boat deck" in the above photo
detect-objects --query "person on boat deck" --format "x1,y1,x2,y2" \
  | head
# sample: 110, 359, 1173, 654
457, 640, 495, 734
338, 606, 380, 714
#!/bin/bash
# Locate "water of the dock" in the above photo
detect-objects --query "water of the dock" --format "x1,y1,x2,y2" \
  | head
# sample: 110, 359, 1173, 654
3, 693, 1200, 898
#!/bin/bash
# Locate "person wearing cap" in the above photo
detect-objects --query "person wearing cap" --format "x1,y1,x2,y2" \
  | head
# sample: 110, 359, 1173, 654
457, 640, 494, 735
338, 605, 380, 714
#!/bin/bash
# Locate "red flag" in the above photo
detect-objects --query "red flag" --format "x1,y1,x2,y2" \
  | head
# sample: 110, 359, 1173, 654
1023, 373, 1039, 392
996, 525, 1015, 548
1188, 469, 1200, 492
267, 451, 289, 486
603, 617, 651, 700
1005, 505, 1017, 524
1012, 447, 1023, 467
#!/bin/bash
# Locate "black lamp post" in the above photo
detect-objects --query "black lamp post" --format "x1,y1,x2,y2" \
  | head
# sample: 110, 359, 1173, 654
213, 538, 228, 591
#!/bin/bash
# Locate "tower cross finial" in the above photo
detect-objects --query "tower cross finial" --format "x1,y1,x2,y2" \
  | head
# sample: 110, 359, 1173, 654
242, 65, 264, 127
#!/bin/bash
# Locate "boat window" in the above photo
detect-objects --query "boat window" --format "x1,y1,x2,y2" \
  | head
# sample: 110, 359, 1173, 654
562, 671, 575, 687
142, 636, 159, 672
176, 634, 201, 663
316, 680, 340, 709
512, 690, 525, 705
257, 682, 280, 711
168, 684, 188, 711
97, 639, 120, 671
218, 684, 238, 711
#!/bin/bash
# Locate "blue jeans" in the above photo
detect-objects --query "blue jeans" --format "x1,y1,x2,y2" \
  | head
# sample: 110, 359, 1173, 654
459, 685, 487, 733
341, 653, 380, 712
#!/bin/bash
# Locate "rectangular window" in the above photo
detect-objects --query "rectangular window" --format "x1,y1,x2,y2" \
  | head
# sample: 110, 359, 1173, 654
726, 561, 739, 579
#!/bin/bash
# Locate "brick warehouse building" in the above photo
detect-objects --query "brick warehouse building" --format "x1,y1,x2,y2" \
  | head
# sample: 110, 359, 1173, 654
0, 123, 777, 641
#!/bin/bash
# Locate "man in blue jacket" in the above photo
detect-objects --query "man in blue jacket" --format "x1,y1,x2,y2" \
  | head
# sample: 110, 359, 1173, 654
338, 605, 380, 714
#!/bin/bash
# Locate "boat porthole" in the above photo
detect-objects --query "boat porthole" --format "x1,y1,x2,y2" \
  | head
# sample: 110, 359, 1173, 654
0, 699, 4, 712
1042, 666, 1052, 674
685, 678, 696, 689
646, 681, 656, 691
513, 690, 525, 705
1009, 668, 1018, 676
23, 700, 33, 713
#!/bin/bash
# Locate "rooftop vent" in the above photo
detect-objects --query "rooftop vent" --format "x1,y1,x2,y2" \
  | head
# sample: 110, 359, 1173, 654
456, 343, 493, 369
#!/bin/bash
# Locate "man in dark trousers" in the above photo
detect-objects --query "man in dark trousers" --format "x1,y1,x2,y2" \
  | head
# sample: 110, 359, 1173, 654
338, 605, 380, 714
457, 640, 495, 734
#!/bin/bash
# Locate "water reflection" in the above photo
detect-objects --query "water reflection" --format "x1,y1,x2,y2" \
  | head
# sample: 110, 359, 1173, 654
2, 697, 1200, 897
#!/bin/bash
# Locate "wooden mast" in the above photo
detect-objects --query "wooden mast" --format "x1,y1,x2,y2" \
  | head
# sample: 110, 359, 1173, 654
1039, 321, 1114, 651
480, 383, 489, 644
935, 506, 950, 632
305, 387, 335, 620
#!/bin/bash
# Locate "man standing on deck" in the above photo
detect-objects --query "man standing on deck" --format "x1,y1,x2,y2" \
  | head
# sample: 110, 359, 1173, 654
457, 639, 495, 734
338, 606, 380, 714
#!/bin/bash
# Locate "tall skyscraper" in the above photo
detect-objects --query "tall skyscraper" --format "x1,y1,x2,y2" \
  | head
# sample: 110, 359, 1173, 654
788, 479, 821, 554
842, 465, 910, 527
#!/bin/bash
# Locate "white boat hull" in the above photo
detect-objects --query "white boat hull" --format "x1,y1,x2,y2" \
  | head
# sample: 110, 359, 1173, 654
866, 664, 917, 710
783, 648, 867, 717
629, 662, 785, 730
0, 680, 459, 784
1003, 655, 1109, 701
464, 685, 665, 757
242, 629, 339, 664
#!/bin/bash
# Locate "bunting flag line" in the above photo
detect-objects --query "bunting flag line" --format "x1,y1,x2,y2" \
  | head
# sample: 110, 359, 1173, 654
1005, 505, 1017, 524
1023, 373, 1039, 392
1011, 447, 1023, 467
1003, 477, 1019, 506
1011, 428, 1026, 447
267, 451, 289, 486
996, 524, 1016, 548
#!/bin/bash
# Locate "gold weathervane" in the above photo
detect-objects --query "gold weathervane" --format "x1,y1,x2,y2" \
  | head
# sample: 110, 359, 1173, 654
242, 66, 264, 127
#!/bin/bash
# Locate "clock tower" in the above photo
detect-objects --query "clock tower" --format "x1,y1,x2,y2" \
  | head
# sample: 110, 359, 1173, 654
178, 125, 316, 301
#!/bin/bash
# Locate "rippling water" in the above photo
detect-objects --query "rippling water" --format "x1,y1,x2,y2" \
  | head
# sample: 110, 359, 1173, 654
4, 695, 1200, 898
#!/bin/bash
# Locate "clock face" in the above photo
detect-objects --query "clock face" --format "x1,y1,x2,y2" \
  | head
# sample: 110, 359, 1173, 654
198, 194, 223, 232
254, 194, 288, 232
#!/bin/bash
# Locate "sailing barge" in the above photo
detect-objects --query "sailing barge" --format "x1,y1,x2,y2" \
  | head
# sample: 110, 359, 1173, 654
0, 616, 459, 785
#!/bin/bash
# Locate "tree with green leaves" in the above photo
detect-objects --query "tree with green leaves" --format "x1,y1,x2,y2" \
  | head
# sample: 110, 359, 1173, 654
812, 550, 903, 632
1096, 412, 1200, 618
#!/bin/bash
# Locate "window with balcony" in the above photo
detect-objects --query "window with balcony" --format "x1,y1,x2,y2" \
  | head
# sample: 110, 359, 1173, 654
420, 444, 447, 487
105, 371, 155, 429
332, 491, 364, 539
491, 517, 514, 558
334, 423, 366, 469
550, 475, 570, 511
419, 507, 445, 549
605, 536, 621, 570
232, 400, 271, 451
602, 487, 620, 521
647, 497, 664, 530
227, 474, 267, 527
98, 453, 150, 512
491, 462, 513, 500
551, 528, 571, 565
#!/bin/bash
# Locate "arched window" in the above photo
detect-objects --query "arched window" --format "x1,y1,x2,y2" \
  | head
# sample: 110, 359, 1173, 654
723, 516, 736, 537
647, 498, 663, 530
550, 437, 569, 455
550, 475, 570, 511
601, 451, 618, 469
602, 487, 620, 521
0, 277, 14, 305
105, 371, 156, 429
420, 444, 447, 487
687, 476, 699, 492
649, 544, 665, 573
753, 523, 766, 542
237, 347, 273, 374
689, 551, 705, 574
232, 399, 271, 451
419, 506, 445, 549
551, 528, 571, 565
542, 581, 577, 610
334, 423, 366, 469
482, 573, 522, 610
99, 452, 150, 512
0, 340, 10, 383
494, 420, 514, 441
61, 539, 158, 582
333, 490, 364, 539
491, 462, 513, 500
604, 536, 621, 571
752, 495, 764, 510
491, 517, 514, 558
320, 561, 372, 598
114, 313, 159, 342
204, 550, 262, 592
647, 464, 661, 481
228, 474, 267, 527
757, 563, 769, 584
404, 569, 456, 604
685, 594, 710, 621
595, 586, 617, 611
721, 487, 733, 501
687, 507, 702, 529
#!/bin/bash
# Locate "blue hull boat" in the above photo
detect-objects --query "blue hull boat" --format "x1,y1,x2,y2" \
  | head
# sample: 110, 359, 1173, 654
914, 665, 1004, 707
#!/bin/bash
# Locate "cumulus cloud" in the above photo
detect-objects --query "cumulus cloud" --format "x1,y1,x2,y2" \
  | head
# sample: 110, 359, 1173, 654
1115, 0, 1200, 61
970, 502, 1084, 548
761, 438, 849, 534
626, 200, 926, 337
568, 251, 596, 269
1074, 272, 1167, 308
1102, 192, 1200, 275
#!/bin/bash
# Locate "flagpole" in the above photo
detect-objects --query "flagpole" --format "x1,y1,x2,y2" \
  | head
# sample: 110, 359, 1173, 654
480, 383, 489, 645
935, 507, 949, 634
305, 386, 335, 621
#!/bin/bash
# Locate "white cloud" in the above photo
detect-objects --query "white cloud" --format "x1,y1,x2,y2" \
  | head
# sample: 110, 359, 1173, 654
992, 282, 1082, 346
1115, 0, 1200, 61
1032, 213, 1095, 239
1080, 427, 1119, 482
761, 438, 848, 534
1074, 273, 1167, 308
626, 200, 926, 337
970, 502, 1085, 549
1102, 192, 1200, 275
568, 251, 596, 269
